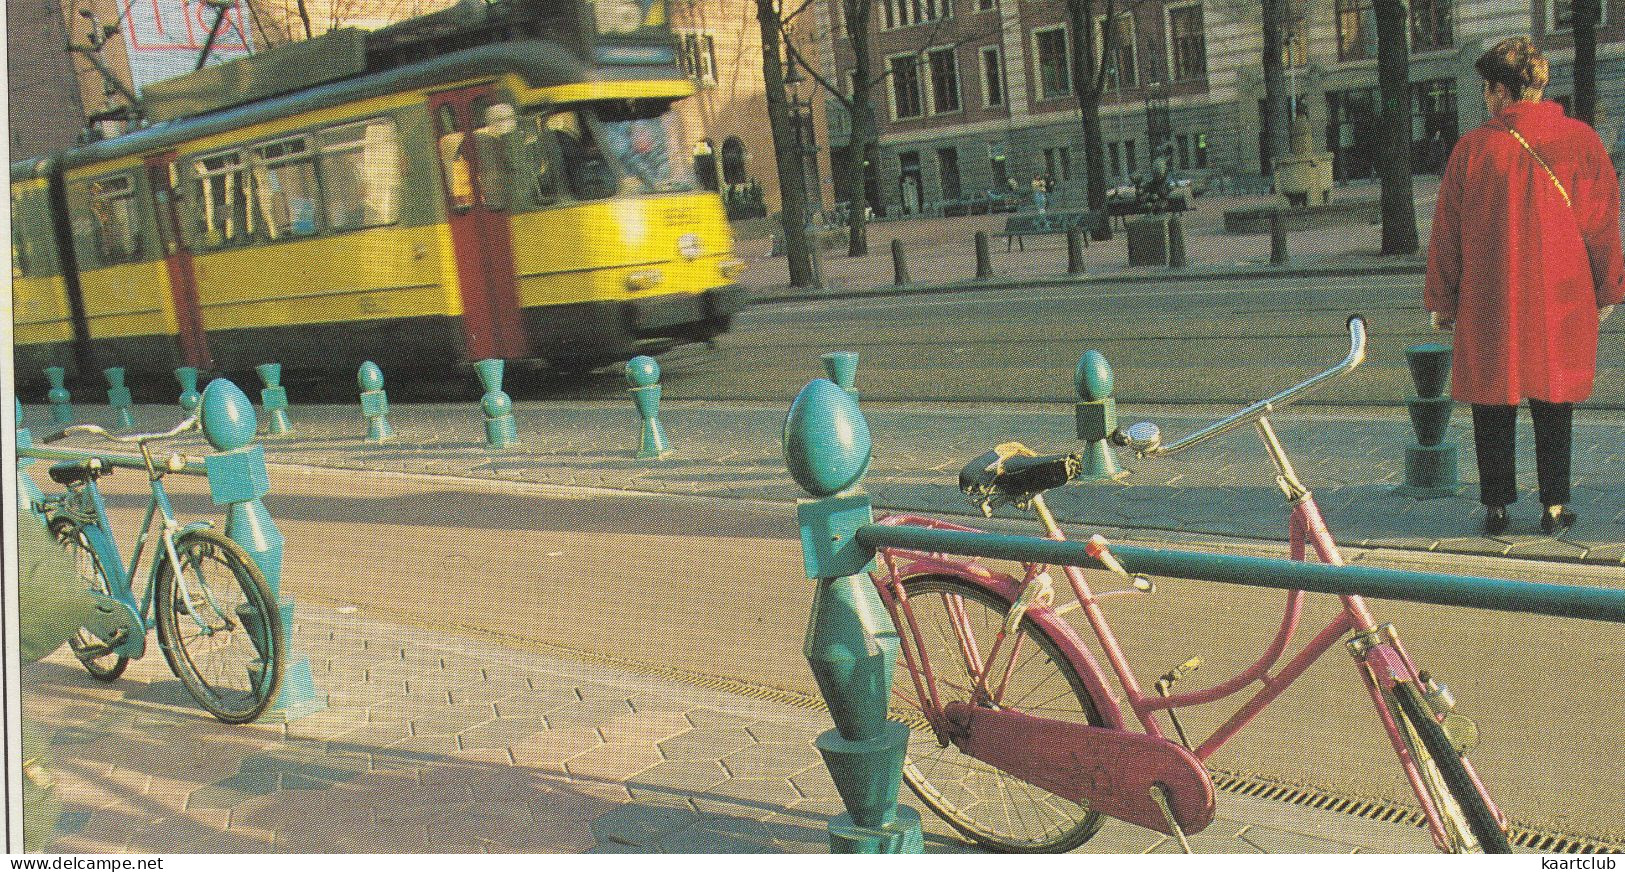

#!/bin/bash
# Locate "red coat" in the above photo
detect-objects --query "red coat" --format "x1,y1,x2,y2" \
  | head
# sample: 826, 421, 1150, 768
1425, 100, 1625, 405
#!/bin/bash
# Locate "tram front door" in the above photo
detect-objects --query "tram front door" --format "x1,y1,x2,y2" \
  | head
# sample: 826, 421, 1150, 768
429, 84, 528, 362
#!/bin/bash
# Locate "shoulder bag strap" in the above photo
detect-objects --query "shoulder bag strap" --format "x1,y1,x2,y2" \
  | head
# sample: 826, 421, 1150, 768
1506, 125, 1573, 209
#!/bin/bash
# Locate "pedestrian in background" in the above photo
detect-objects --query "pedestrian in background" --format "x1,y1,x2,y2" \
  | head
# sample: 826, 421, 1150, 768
1031, 174, 1048, 213
1425, 36, 1624, 536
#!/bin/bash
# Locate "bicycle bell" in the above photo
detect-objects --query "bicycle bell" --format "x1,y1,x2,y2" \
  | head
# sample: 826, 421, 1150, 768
1122, 422, 1163, 454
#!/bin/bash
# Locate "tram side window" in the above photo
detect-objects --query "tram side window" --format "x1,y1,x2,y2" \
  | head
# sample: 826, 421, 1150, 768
545, 110, 618, 201
78, 175, 144, 264
251, 136, 320, 239
318, 119, 401, 231
519, 111, 564, 206
192, 152, 255, 248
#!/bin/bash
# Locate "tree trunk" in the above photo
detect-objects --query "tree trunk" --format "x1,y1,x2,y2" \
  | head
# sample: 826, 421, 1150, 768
843, 0, 874, 257
757, 0, 816, 287
1574, 0, 1600, 126
1260, 0, 1289, 176
1373, 0, 1417, 254
1066, 0, 1112, 238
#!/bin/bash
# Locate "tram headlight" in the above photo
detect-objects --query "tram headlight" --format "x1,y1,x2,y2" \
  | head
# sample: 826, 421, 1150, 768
625, 269, 664, 291
678, 233, 703, 260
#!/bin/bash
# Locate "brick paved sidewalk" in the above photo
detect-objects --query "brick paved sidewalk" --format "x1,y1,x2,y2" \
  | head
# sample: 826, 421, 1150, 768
23, 604, 1440, 854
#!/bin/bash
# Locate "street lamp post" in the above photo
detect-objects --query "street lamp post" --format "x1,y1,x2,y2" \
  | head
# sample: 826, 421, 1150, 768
784, 63, 824, 215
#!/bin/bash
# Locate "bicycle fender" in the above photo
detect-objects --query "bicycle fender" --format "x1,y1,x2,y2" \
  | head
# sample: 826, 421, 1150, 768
945, 702, 1216, 837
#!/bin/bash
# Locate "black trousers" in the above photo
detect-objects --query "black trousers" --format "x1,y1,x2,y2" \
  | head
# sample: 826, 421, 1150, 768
1470, 400, 1574, 508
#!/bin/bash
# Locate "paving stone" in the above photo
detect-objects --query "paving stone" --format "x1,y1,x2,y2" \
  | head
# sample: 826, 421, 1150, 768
591, 802, 701, 848
457, 716, 546, 750
690, 777, 802, 821
598, 710, 693, 745
658, 726, 755, 761
511, 727, 602, 771
720, 742, 822, 779
565, 741, 663, 783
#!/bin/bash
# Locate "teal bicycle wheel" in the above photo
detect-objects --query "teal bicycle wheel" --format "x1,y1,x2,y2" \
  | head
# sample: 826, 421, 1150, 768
50, 519, 129, 682
154, 529, 283, 723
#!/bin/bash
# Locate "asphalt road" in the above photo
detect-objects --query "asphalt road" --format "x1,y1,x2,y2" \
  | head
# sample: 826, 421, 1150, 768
641, 273, 1625, 408
71, 464, 1625, 846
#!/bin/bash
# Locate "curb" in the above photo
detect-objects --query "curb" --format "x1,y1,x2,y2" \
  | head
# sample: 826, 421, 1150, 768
747, 259, 1428, 306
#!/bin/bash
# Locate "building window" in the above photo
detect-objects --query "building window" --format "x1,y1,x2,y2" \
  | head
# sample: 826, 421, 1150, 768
1042, 146, 1072, 180
927, 47, 962, 113
1194, 132, 1208, 168
1108, 142, 1122, 178
980, 45, 1005, 107
1096, 13, 1138, 88
1175, 134, 1190, 169
1034, 26, 1071, 99
677, 32, 717, 83
938, 147, 962, 199
1124, 139, 1137, 173
1408, 0, 1450, 50
890, 54, 924, 119
1336, 0, 1376, 62
1411, 78, 1458, 173
1167, 4, 1207, 81
978, 0, 997, 9
883, 0, 950, 30
1548, 0, 1607, 30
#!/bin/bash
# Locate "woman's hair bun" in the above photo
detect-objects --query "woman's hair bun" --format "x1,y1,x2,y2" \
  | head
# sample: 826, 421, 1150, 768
1476, 36, 1549, 98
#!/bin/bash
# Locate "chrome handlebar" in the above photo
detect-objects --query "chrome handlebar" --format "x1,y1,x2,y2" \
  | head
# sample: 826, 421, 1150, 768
1119, 315, 1367, 458
44, 415, 200, 446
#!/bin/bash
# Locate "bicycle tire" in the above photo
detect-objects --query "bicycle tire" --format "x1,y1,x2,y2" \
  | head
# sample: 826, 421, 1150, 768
153, 529, 283, 723
50, 519, 130, 682
888, 574, 1107, 852
1390, 681, 1511, 853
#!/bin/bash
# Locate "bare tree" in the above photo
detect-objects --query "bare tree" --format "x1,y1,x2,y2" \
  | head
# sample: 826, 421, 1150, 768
1373, 0, 1417, 253
756, 0, 819, 286
780, 0, 1002, 256
1260, 0, 1289, 171
1573, 0, 1600, 126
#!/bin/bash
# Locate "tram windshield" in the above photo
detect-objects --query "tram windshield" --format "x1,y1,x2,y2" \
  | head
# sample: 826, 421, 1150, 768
521, 98, 694, 203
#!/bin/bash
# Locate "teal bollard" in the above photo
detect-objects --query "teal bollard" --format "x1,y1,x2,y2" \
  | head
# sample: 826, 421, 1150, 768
176, 367, 201, 413
1074, 350, 1127, 481
475, 359, 519, 449
256, 363, 294, 436
45, 367, 72, 424
821, 352, 859, 402
625, 356, 671, 458
103, 367, 135, 430
783, 379, 923, 854
199, 379, 324, 720
358, 362, 395, 443
17, 399, 45, 519
1394, 343, 1462, 497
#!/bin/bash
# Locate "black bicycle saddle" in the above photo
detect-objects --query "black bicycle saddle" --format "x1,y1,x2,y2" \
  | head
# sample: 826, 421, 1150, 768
48, 459, 110, 486
959, 444, 1080, 514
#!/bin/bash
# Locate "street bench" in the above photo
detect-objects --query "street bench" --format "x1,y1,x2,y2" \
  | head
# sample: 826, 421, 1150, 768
1105, 194, 1188, 228
993, 210, 1106, 251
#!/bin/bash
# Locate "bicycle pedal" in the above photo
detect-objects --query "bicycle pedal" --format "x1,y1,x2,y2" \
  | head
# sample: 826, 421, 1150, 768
1157, 656, 1204, 690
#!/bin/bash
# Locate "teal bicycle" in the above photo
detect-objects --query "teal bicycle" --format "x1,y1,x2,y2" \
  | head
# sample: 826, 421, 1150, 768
33, 415, 284, 723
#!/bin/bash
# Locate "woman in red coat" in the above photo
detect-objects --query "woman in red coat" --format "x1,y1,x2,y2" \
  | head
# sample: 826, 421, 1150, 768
1426, 37, 1623, 536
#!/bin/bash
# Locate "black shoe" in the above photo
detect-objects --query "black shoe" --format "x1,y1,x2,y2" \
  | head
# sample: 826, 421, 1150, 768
1482, 505, 1510, 536
1541, 505, 1576, 535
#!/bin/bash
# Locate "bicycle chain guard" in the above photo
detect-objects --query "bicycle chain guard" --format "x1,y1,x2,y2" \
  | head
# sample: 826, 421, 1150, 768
944, 702, 1216, 837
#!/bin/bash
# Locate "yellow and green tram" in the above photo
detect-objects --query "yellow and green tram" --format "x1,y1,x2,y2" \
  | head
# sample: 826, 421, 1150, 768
11, 0, 744, 393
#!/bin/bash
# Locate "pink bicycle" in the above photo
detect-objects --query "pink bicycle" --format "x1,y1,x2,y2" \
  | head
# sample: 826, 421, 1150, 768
871, 316, 1511, 853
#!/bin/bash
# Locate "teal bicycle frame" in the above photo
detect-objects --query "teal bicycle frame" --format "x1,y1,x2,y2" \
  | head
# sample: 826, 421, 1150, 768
38, 418, 214, 662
